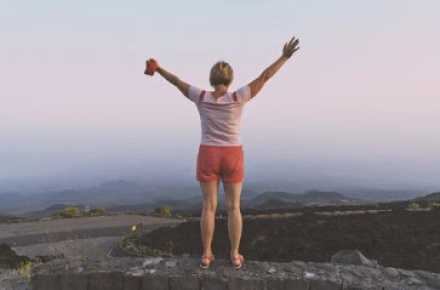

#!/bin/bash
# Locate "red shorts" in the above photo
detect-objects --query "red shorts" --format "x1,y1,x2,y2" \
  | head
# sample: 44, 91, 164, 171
196, 144, 244, 183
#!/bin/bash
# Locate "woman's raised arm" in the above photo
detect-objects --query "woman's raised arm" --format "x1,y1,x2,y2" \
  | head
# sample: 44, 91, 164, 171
247, 36, 300, 99
145, 59, 190, 97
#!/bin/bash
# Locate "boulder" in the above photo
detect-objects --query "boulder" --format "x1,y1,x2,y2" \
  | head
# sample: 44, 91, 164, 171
0, 243, 30, 269
330, 249, 376, 267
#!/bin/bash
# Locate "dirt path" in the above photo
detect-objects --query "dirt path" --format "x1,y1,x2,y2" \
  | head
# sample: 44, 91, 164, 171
0, 214, 182, 247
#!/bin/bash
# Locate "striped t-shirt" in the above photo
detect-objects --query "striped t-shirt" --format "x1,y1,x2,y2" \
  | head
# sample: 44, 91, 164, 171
186, 85, 252, 146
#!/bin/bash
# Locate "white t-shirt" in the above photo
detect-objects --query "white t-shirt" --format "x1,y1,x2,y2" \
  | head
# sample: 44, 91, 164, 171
186, 85, 252, 146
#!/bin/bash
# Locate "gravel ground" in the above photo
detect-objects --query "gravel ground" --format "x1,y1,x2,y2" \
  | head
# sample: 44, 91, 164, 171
12, 237, 119, 260
0, 214, 181, 290
0, 215, 179, 239
0, 215, 183, 247
0, 269, 30, 290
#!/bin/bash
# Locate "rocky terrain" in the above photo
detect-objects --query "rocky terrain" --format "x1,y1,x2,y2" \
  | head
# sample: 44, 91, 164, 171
30, 254, 440, 290
0, 214, 183, 290
133, 206, 440, 273
243, 190, 364, 209
415, 192, 440, 202
2, 192, 440, 289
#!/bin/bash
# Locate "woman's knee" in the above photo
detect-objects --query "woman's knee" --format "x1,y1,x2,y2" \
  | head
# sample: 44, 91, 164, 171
226, 202, 241, 213
200, 180, 219, 213
203, 200, 218, 212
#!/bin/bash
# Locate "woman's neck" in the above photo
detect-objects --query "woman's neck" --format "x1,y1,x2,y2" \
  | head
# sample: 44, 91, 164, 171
212, 85, 228, 98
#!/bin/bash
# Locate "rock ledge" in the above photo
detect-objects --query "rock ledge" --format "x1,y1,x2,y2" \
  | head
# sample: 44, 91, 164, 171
31, 256, 440, 290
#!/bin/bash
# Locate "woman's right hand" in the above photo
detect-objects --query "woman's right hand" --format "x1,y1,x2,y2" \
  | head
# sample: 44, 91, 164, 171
145, 58, 159, 75
282, 36, 300, 59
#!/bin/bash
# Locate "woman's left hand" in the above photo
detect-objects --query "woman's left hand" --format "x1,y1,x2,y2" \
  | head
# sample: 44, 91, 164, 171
282, 36, 300, 59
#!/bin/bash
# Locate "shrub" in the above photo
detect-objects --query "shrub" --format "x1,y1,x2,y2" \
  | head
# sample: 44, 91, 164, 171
154, 206, 173, 218
407, 202, 421, 210
17, 260, 32, 280
61, 206, 81, 218
87, 208, 106, 217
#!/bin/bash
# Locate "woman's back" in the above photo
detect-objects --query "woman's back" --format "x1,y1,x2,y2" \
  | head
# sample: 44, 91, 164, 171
187, 85, 251, 146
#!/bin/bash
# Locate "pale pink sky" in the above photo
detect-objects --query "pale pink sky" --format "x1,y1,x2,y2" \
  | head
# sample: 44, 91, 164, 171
1, 0, 439, 189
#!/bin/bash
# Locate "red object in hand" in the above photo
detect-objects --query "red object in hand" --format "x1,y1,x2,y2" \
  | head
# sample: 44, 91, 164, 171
145, 58, 159, 75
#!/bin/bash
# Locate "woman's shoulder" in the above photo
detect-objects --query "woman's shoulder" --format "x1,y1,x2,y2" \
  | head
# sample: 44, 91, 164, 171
189, 86, 250, 104
204, 90, 239, 104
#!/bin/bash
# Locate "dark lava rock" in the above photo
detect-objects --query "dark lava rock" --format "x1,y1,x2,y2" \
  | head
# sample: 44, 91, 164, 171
31, 256, 440, 290
330, 249, 376, 266
0, 243, 31, 269
133, 208, 440, 273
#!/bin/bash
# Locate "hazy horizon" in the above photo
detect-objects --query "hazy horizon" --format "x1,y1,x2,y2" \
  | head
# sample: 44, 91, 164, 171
2, 0, 440, 192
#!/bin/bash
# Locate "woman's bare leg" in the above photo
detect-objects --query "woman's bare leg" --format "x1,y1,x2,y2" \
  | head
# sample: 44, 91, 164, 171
223, 182, 243, 257
200, 180, 220, 257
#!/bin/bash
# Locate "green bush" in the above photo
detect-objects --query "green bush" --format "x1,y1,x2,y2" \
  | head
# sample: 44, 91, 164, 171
154, 206, 173, 217
87, 207, 106, 216
61, 206, 81, 218
407, 202, 421, 210
17, 260, 32, 280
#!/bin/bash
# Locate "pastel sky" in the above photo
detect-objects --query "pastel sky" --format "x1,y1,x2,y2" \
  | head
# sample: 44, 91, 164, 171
1, 0, 439, 189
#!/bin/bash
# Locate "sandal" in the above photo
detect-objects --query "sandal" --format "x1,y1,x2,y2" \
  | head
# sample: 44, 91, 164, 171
200, 254, 215, 269
230, 254, 244, 269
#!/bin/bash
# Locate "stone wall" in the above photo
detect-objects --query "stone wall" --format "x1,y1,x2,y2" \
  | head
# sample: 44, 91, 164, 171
30, 256, 440, 290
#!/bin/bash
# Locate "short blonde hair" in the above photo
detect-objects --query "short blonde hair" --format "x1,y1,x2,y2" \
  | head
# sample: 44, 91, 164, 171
209, 61, 233, 87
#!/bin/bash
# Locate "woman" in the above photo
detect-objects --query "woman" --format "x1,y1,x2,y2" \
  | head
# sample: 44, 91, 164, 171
145, 36, 300, 269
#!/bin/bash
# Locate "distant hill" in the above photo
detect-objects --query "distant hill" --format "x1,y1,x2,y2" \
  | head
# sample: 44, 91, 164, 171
414, 192, 440, 202
153, 195, 203, 211
1, 180, 160, 215
106, 202, 155, 214
0, 214, 24, 224
244, 191, 300, 208
298, 190, 358, 204
254, 197, 302, 210
244, 190, 361, 209
40, 180, 151, 205
22, 203, 86, 218
99, 190, 363, 213
107, 195, 207, 214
